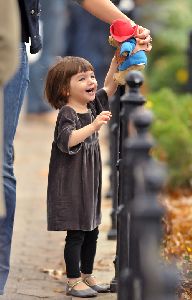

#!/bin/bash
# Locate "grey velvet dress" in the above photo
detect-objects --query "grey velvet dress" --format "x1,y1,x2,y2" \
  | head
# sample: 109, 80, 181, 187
47, 89, 109, 231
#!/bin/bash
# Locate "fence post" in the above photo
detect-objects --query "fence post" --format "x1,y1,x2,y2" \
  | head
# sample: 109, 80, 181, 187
127, 107, 179, 300
117, 82, 179, 299
107, 90, 120, 241
109, 86, 125, 292
117, 71, 146, 299
117, 107, 154, 300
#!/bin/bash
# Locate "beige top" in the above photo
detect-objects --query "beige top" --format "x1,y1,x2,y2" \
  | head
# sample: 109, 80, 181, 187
0, 0, 20, 85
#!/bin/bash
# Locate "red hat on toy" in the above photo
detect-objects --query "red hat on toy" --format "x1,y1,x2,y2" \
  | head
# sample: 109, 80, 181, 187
110, 19, 138, 42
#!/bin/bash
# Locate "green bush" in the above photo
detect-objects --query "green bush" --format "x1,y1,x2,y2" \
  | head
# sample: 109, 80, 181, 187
146, 54, 187, 92
135, 0, 192, 93
147, 88, 192, 189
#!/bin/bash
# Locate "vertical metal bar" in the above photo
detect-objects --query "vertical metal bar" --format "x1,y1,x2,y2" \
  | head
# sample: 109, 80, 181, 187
110, 87, 122, 292
107, 91, 121, 241
130, 107, 179, 300
118, 71, 146, 300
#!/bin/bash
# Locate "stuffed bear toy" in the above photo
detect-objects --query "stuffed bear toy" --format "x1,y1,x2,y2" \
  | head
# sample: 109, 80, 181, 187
109, 19, 147, 85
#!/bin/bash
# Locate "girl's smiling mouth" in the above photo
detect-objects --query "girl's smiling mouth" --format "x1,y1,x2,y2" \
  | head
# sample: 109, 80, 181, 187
86, 88, 95, 94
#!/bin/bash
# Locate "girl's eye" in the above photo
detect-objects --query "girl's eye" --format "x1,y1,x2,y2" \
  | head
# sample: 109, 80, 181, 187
79, 78, 85, 81
91, 75, 95, 79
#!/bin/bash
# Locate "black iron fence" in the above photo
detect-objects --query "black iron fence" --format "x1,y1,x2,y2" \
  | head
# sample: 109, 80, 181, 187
108, 71, 179, 299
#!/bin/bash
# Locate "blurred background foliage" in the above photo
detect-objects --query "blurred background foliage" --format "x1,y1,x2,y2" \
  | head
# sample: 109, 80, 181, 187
146, 89, 192, 190
135, 0, 192, 92
133, 0, 192, 190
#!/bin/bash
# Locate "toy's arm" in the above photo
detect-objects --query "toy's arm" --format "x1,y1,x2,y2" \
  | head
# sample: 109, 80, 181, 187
103, 57, 118, 97
120, 38, 136, 57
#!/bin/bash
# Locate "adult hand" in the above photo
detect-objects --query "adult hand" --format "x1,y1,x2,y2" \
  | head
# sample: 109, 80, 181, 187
135, 26, 152, 52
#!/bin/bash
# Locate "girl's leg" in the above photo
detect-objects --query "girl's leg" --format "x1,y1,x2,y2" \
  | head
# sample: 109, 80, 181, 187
64, 230, 85, 278
80, 227, 99, 275
80, 228, 110, 293
64, 230, 94, 292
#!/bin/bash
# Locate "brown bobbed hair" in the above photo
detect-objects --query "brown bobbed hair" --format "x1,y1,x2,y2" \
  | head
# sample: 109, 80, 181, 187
44, 56, 94, 109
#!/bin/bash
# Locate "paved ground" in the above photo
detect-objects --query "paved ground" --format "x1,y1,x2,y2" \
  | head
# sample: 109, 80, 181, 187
0, 111, 117, 300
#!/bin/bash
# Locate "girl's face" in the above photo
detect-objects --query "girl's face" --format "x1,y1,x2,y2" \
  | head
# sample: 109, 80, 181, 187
68, 70, 98, 104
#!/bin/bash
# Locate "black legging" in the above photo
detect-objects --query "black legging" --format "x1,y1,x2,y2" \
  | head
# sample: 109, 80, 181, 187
64, 227, 99, 278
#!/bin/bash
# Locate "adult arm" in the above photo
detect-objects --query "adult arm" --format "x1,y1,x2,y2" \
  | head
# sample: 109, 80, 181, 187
75, 0, 151, 47
76, 0, 135, 25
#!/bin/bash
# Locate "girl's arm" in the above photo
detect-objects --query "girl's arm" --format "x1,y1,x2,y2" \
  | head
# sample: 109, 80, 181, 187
68, 111, 112, 147
103, 57, 118, 98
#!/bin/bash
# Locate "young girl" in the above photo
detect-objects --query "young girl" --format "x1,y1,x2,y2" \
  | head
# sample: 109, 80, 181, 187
45, 56, 118, 298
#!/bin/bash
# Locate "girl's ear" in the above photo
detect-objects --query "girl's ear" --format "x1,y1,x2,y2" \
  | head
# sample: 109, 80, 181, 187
62, 88, 69, 97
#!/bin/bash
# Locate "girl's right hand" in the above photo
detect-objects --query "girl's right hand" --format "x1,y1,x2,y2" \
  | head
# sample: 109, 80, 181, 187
92, 111, 112, 131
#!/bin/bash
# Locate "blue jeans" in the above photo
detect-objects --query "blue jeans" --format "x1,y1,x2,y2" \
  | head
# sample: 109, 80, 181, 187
0, 43, 29, 295
27, 0, 67, 114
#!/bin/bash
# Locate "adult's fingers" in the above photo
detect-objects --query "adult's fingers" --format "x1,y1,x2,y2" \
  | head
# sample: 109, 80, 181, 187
136, 26, 150, 40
